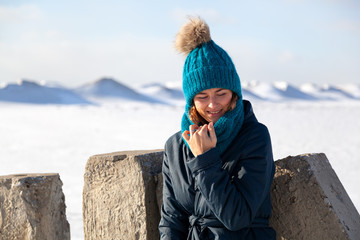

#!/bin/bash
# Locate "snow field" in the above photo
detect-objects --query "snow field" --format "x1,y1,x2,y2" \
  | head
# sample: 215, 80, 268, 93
0, 100, 359, 239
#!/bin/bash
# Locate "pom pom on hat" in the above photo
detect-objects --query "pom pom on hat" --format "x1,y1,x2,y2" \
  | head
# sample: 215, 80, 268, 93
175, 17, 211, 55
176, 17, 243, 111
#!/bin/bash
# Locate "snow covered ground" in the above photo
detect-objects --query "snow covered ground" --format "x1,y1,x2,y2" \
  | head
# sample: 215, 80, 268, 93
1, 84, 360, 239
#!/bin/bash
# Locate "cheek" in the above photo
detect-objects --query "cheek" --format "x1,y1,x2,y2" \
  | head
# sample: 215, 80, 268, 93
194, 100, 203, 108
194, 101, 207, 115
222, 96, 233, 107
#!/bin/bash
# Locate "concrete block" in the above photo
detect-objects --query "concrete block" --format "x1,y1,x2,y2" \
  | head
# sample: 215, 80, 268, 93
84, 151, 360, 240
83, 150, 163, 240
270, 153, 360, 240
0, 173, 70, 240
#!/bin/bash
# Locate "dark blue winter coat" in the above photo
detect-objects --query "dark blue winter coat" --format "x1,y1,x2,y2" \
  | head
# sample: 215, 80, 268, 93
159, 100, 276, 240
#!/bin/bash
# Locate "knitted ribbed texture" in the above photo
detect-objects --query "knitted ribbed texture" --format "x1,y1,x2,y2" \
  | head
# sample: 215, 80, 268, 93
181, 40, 245, 155
182, 40, 242, 106
181, 99, 244, 155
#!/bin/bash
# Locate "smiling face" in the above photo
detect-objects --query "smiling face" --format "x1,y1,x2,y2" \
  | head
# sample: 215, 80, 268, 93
193, 88, 234, 124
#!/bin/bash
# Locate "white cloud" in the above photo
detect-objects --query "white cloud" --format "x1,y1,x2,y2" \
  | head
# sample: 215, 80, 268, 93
0, 4, 43, 23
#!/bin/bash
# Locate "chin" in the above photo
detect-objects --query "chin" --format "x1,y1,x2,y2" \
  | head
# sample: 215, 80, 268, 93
209, 118, 220, 123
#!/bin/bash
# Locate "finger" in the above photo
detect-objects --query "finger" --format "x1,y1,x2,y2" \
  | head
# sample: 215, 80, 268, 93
189, 125, 199, 137
198, 124, 208, 136
182, 130, 190, 142
208, 122, 217, 141
189, 125, 196, 137
208, 122, 214, 131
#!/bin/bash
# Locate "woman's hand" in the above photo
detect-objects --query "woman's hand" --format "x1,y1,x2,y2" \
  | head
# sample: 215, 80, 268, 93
182, 122, 217, 157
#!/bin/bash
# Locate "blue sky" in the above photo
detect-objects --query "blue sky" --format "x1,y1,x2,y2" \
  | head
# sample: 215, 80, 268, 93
0, 0, 359, 87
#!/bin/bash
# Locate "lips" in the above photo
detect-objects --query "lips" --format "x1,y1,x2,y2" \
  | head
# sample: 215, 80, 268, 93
209, 110, 221, 114
207, 109, 222, 116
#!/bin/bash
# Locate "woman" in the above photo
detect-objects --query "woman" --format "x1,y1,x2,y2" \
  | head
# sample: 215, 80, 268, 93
159, 17, 276, 240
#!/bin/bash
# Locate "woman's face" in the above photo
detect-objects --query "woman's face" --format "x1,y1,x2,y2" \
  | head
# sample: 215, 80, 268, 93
193, 88, 233, 123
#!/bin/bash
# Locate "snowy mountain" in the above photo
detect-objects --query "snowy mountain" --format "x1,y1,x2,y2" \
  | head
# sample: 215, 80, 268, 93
243, 81, 317, 101
300, 83, 360, 101
242, 81, 284, 101
335, 83, 360, 99
242, 81, 360, 102
75, 78, 166, 104
273, 81, 318, 100
1, 78, 359, 105
241, 88, 265, 101
138, 82, 184, 100
0, 80, 91, 104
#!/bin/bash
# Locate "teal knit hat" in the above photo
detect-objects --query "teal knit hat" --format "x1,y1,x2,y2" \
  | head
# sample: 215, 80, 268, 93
175, 17, 243, 107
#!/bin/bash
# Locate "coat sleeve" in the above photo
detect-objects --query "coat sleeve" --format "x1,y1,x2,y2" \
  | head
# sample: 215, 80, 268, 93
186, 124, 274, 231
158, 149, 189, 240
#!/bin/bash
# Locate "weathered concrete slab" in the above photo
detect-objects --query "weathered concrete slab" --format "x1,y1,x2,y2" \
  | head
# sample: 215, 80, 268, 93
84, 151, 360, 240
155, 153, 360, 239
270, 153, 360, 240
83, 150, 163, 240
0, 173, 70, 240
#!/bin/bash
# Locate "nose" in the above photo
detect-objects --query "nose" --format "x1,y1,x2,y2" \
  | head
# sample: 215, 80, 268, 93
208, 97, 218, 108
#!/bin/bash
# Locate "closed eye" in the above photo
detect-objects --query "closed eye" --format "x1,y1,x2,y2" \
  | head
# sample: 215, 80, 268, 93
195, 95, 208, 100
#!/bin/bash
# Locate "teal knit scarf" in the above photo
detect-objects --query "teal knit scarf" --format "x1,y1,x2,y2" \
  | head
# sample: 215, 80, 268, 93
181, 99, 244, 155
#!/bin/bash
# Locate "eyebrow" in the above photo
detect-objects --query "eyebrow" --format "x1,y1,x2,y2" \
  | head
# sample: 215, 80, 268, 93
216, 88, 226, 92
198, 88, 226, 95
